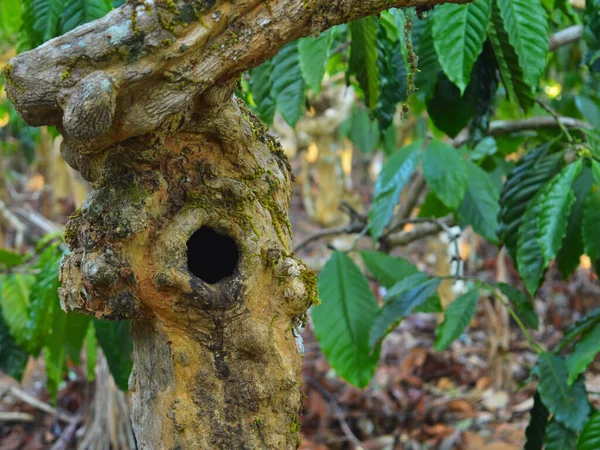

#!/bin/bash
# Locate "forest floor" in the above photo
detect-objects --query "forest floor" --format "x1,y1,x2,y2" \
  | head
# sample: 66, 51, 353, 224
1, 152, 600, 449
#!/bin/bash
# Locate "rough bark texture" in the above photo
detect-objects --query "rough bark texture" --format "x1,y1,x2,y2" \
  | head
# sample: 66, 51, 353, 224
5, 0, 472, 448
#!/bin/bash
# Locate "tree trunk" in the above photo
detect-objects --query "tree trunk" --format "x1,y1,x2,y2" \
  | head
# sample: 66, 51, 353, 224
5, 0, 472, 447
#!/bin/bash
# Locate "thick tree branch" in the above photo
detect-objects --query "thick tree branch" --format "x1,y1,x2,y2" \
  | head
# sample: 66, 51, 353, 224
5, 0, 470, 160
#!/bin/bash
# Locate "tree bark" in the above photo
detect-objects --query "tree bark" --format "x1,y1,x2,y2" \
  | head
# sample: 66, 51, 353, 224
5, 0, 472, 448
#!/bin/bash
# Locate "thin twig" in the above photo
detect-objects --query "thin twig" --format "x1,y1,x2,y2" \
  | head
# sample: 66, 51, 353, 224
536, 99, 575, 143
293, 222, 365, 252
305, 376, 365, 450
391, 172, 427, 225
0, 411, 34, 422
384, 215, 457, 248
8, 386, 76, 424
50, 411, 84, 450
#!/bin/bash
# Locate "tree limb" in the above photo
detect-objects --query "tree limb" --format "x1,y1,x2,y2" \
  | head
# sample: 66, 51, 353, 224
6, 0, 470, 159
549, 25, 584, 52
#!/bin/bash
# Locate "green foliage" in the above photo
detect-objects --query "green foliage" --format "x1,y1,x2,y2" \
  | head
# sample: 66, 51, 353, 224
524, 392, 549, 450
359, 251, 420, 289
270, 42, 306, 127
298, 29, 333, 94
349, 17, 380, 110
0, 301, 29, 382
537, 352, 590, 432
495, 282, 538, 329
432, 0, 492, 94
60, 0, 112, 34
93, 319, 133, 391
544, 419, 578, 450
565, 322, 600, 386
249, 62, 276, 124
369, 141, 420, 240
457, 160, 500, 244
369, 275, 440, 349
435, 289, 480, 351
313, 251, 380, 388
422, 139, 468, 209
578, 411, 600, 450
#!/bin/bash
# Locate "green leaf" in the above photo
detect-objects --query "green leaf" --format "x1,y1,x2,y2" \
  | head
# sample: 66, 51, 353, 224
65, 313, 91, 365
270, 42, 306, 127
0, 249, 25, 268
346, 106, 379, 154
85, 323, 97, 381
435, 289, 480, 351
422, 139, 468, 209
538, 160, 583, 266
557, 168, 594, 280
496, 0, 549, 88
593, 160, 600, 187
524, 392, 549, 450
60, 0, 111, 34
45, 307, 67, 402
413, 15, 440, 99
583, 189, 600, 265
555, 309, 600, 353
544, 419, 578, 450
418, 192, 452, 218
432, 0, 492, 94
93, 319, 133, 391
31, 0, 66, 43
349, 17, 380, 110
578, 410, 600, 450
0, 301, 29, 382
24, 249, 61, 356
374, 19, 407, 131
370, 276, 441, 349
298, 29, 333, 94
517, 186, 548, 295
495, 283, 538, 330
468, 43, 499, 143
0, 0, 22, 40
369, 141, 421, 240
249, 62, 276, 124
488, 0, 535, 110
313, 252, 380, 388
426, 72, 475, 138
360, 251, 420, 289
537, 353, 590, 432
566, 323, 600, 386
498, 145, 562, 263
0, 274, 34, 348
457, 161, 500, 243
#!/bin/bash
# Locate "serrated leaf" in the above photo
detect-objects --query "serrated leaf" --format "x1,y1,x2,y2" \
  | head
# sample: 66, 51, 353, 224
349, 17, 380, 110
298, 29, 333, 94
60, 0, 111, 34
0, 301, 28, 382
488, 1, 535, 110
270, 42, 305, 127
422, 139, 468, 209
555, 309, 600, 353
468, 42, 499, 143
374, 19, 407, 131
435, 289, 480, 351
45, 307, 67, 402
432, 0, 492, 94
557, 168, 594, 280
545, 419, 578, 450
537, 353, 590, 432
249, 61, 276, 124
0, 274, 34, 349
457, 161, 500, 243
370, 277, 441, 349
524, 392, 549, 450
369, 141, 421, 240
65, 313, 91, 365
93, 319, 133, 391
313, 252, 380, 388
31, 0, 66, 43
583, 188, 600, 262
24, 249, 61, 356
498, 145, 562, 262
578, 410, 600, 450
566, 323, 600, 386
538, 160, 583, 266
496, 0, 549, 88
360, 251, 420, 288
496, 283, 538, 330
517, 187, 548, 295
0, 249, 25, 268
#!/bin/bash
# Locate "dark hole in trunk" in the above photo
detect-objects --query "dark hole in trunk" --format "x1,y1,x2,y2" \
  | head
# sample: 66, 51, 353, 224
187, 227, 239, 284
